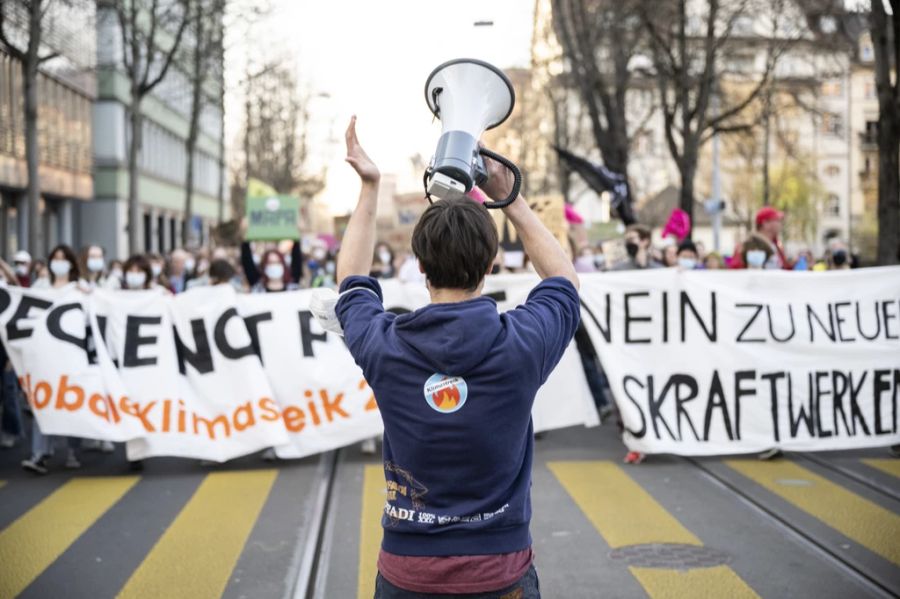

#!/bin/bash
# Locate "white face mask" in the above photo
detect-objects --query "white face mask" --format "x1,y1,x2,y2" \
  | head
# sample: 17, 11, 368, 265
184, 258, 196, 273
325, 261, 336, 275
87, 257, 105, 273
50, 260, 71, 277
678, 257, 697, 270
312, 249, 326, 262
265, 263, 284, 280
125, 271, 147, 289
746, 250, 767, 268
110, 268, 123, 280
594, 254, 606, 267
575, 256, 595, 270
151, 263, 162, 277
15, 264, 28, 276
378, 250, 391, 265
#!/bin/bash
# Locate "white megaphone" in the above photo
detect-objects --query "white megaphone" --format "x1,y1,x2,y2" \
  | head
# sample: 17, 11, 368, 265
424, 58, 522, 209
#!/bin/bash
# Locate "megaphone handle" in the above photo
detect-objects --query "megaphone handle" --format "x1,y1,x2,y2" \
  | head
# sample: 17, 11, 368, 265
478, 148, 522, 209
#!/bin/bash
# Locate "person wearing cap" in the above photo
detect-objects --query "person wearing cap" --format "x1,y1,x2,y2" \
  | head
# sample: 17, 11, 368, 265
755, 206, 791, 269
12, 250, 31, 287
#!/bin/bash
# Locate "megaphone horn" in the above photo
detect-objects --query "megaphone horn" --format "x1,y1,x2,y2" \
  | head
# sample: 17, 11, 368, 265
423, 59, 522, 209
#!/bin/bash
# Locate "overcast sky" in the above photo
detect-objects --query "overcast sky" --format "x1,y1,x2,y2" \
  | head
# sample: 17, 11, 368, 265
225, 0, 536, 214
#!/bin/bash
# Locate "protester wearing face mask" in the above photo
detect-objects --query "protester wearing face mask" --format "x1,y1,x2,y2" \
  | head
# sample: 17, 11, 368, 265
78, 244, 119, 291
311, 254, 338, 289
370, 242, 396, 279
29, 260, 49, 287
252, 250, 299, 293
574, 246, 597, 273
12, 250, 31, 287
166, 249, 195, 294
676, 240, 699, 270
22, 247, 83, 474
741, 234, 775, 270
703, 252, 724, 270
239, 216, 304, 289
122, 255, 153, 290
38, 244, 80, 289
612, 224, 663, 271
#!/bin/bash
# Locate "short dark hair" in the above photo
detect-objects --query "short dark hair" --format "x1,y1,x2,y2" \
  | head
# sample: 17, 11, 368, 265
677, 240, 697, 256
209, 259, 236, 284
626, 224, 652, 242
411, 198, 498, 291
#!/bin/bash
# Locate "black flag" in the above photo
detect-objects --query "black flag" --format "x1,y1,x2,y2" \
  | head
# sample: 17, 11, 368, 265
554, 147, 636, 225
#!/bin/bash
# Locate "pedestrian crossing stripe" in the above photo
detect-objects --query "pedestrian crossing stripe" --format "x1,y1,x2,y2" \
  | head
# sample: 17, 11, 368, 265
726, 460, 900, 567
116, 469, 277, 599
861, 458, 900, 480
358, 464, 385, 599
549, 461, 760, 599
0, 476, 139, 599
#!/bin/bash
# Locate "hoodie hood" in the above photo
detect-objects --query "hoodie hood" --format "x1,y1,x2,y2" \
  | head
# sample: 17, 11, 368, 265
393, 296, 503, 375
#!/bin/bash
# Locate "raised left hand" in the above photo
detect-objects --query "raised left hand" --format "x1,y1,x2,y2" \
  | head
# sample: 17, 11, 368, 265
345, 116, 380, 184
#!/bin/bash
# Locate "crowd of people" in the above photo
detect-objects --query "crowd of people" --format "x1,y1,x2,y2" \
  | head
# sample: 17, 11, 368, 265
0, 204, 884, 474
572, 206, 858, 276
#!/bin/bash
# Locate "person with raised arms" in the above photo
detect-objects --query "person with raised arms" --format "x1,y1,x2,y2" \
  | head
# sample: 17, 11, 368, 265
335, 116, 579, 598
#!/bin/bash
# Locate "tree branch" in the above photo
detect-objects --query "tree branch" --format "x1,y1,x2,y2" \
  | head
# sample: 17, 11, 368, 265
0, 4, 26, 59
140, 0, 190, 94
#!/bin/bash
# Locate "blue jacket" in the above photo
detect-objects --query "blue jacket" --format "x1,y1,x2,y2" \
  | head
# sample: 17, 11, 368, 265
336, 275, 580, 556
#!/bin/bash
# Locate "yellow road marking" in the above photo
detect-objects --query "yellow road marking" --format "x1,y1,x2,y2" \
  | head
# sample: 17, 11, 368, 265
727, 460, 900, 566
117, 470, 277, 599
0, 476, 139, 599
549, 461, 758, 599
358, 464, 384, 599
862, 458, 900, 480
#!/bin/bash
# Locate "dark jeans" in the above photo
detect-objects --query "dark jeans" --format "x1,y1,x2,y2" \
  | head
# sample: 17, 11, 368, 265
374, 565, 540, 599
0, 368, 22, 437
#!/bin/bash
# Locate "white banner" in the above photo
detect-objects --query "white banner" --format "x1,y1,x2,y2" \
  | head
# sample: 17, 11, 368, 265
0, 277, 597, 462
579, 267, 900, 455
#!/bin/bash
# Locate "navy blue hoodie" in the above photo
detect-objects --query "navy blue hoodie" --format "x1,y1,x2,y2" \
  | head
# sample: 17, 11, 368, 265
336, 275, 580, 557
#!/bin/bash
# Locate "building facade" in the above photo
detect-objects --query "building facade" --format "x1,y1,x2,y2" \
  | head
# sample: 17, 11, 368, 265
0, 1, 96, 258
79, 5, 225, 259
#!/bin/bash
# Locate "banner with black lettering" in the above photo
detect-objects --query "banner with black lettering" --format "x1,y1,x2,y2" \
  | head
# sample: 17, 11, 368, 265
579, 267, 900, 455
0, 279, 597, 462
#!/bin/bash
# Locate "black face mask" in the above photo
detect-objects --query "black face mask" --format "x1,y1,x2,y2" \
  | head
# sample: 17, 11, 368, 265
832, 250, 848, 266
625, 241, 640, 258
490, 264, 500, 275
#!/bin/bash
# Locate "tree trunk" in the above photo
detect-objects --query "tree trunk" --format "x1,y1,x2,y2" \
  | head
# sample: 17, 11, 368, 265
22, 0, 43, 257
22, 60, 40, 256
871, 1, 900, 265
876, 116, 899, 264
128, 94, 143, 256
679, 150, 698, 233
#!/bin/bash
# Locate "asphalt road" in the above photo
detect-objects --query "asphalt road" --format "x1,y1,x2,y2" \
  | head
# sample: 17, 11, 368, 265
0, 423, 897, 599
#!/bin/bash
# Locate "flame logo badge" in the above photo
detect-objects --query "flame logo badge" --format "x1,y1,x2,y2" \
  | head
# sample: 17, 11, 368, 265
423, 374, 468, 414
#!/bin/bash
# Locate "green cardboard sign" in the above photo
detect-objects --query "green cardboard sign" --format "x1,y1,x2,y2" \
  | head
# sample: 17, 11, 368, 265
246, 194, 300, 241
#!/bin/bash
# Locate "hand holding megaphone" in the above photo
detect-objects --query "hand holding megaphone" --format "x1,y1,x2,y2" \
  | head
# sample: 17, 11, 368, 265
423, 59, 522, 209
478, 144, 520, 206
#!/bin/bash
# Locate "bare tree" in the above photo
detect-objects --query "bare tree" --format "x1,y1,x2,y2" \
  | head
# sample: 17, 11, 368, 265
111, 0, 190, 255
232, 61, 324, 216
0, 0, 63, 255
640, 0, 796, 229
182, 0, 224, 247
551, 0, 645, 209
870, 0, 899, 264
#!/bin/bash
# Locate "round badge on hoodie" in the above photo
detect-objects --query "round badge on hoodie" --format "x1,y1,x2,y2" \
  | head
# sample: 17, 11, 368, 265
423, 374, 468, 414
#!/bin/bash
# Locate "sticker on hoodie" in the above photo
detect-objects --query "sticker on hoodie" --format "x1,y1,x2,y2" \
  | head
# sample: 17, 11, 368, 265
423, 374, 468, 414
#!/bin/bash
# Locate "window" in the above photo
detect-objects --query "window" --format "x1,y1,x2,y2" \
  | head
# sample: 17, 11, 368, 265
824, 165, 840, 177
826, 194, 841, 217
820, 113, 844, 137
864, 79, 876, 100
861, 42, 874, 62
822, 80, 842, 97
